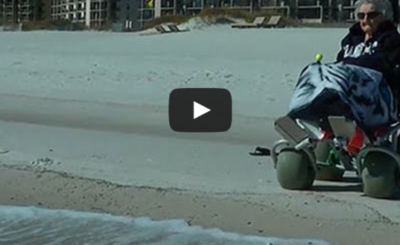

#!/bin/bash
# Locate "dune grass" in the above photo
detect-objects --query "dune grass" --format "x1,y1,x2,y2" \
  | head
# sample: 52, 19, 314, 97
143, 7, 296, 29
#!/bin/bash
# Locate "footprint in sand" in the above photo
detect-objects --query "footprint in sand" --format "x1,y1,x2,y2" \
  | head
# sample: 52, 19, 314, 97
31, 157, 61, 167
0, 149, 10, 154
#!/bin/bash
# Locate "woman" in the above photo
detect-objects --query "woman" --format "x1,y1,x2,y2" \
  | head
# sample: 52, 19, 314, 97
288, 0, 400, 134
336, 0, 400, 91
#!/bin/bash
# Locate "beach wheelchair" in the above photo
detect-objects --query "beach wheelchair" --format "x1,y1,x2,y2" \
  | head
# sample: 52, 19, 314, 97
255, 58, 400, 199
270, 114, 400, 199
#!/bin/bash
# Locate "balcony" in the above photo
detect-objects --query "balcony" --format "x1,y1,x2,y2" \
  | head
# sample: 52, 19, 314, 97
338, 0, 357, 22
295, 0, 323, 23
260, 0, 290, 17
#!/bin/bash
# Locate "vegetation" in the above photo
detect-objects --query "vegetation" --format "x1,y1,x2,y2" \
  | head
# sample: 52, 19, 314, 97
143, 7, 298, 29
0, 7, 305, 32
143, 15, 191, 29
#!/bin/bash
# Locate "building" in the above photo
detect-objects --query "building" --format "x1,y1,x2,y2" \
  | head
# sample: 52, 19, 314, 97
49, 0, 140, 30
136, 0, 292, 28
137, 0, 156, 29
1, 0, 399, 29
136, 0, 399, 25
51, 0, 109, 27
112, 0, 139, 31
1, 0, 45, 24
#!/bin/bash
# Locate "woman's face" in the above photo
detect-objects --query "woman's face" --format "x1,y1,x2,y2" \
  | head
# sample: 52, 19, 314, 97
357, 3, 384, 35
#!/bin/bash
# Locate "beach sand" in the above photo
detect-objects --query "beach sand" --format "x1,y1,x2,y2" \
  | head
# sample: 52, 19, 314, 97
0, 164, 399, 245
0, 26, 399, 245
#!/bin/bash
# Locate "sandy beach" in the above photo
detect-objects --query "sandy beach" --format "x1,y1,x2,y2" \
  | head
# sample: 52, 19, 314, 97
1, 163, 399, 245
0, 25, 399, 245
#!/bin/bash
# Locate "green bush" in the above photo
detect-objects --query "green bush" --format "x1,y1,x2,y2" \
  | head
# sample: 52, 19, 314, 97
143, 15, 191, 29
142, 8, 295, 29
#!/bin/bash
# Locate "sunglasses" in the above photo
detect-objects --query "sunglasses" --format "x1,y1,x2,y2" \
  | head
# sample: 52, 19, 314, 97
357, 11, 381, 19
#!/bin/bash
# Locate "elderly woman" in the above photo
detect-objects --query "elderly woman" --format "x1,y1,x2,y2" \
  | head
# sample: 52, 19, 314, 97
336, 0, 400, 89
287, 0, 400, 135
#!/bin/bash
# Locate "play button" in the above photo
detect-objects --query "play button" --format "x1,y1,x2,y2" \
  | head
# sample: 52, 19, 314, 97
169, 88, 232, 132
193, 101, 210, 119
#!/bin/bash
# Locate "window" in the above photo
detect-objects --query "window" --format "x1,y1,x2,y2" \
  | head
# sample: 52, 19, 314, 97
162, 0, 172, 8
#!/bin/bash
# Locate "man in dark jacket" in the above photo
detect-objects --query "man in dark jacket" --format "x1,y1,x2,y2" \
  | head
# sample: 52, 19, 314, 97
336, 0, 400, 93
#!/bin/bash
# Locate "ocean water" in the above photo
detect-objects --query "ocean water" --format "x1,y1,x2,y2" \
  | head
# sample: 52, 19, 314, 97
0, 205, 336, 245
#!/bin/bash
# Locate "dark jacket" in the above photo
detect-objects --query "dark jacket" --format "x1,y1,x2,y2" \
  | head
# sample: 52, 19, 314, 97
336, 20, 400, 91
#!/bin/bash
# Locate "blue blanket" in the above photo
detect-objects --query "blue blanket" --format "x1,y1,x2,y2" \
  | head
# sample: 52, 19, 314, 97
288, 62, 398, 131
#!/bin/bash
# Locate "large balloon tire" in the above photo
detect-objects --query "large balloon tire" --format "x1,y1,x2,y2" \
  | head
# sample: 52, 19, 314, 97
314, 142, 345, 181
361, 151, 398, 199
276, 148, 316, 190
397, 134, 400, 154
316, 164, 345, 181
314, 142, 331, 162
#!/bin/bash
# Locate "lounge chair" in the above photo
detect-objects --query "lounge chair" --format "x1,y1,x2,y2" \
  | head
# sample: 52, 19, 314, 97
167, 24, 190, 33
262, 15, 282, 28
139, 24, 191, 36
159, 25, 173, 33
231, 16, 266, 28
155, 24, 190, 33
167, 24, 180, 32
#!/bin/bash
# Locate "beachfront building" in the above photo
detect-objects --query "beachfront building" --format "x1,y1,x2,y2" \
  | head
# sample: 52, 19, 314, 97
136, 0, 399, 26
137, 0, 153, 28
294, 0, 399, 23
137, 0, 177, 28
337, 0, 357, 22
136, 0, 335, 27
1, 0, 399, 29
50, 0, 141, 31
112, 0, 139, 31
292, 0, 327, 23
51, 0, 109, 27
0, 0, 45, 24
136, 0, 288, 28
259, 0, 290, 17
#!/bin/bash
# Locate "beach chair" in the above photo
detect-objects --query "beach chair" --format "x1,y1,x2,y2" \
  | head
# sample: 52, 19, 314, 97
167, 24, 180, 32
231, 16, 266, 28
139, 28, 162, 36
156, 24, 190, 33
262, 15, 282, 28
139, 24, 191, 36
167, 24, 190, 33
160, 25, 174, 33
154, 25, 167, 33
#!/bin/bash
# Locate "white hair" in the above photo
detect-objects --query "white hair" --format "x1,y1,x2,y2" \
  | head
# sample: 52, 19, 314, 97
354, 0, 394, 21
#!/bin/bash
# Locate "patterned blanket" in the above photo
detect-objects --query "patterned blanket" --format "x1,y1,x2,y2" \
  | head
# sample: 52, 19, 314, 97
287, 62, 398, 132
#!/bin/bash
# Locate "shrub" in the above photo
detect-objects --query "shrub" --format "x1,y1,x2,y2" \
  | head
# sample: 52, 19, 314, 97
142, 8, 295, 29
143, 15, 191, 29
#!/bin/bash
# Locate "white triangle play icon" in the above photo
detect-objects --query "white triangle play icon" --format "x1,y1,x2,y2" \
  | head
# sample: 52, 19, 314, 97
193, 101, 210, 119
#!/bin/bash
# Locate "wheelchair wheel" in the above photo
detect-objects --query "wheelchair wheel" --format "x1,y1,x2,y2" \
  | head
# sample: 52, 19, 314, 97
361, 151, 398, 199
314, 142, 345, 181
276, 147, 316, 190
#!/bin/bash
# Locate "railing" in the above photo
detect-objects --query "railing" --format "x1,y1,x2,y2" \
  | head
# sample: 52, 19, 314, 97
295, 0, 323, 23
340, 3, 356, 22
260, 5, 290, 17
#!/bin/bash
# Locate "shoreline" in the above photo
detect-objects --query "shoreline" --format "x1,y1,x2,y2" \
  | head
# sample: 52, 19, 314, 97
1, 164, 399, 245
